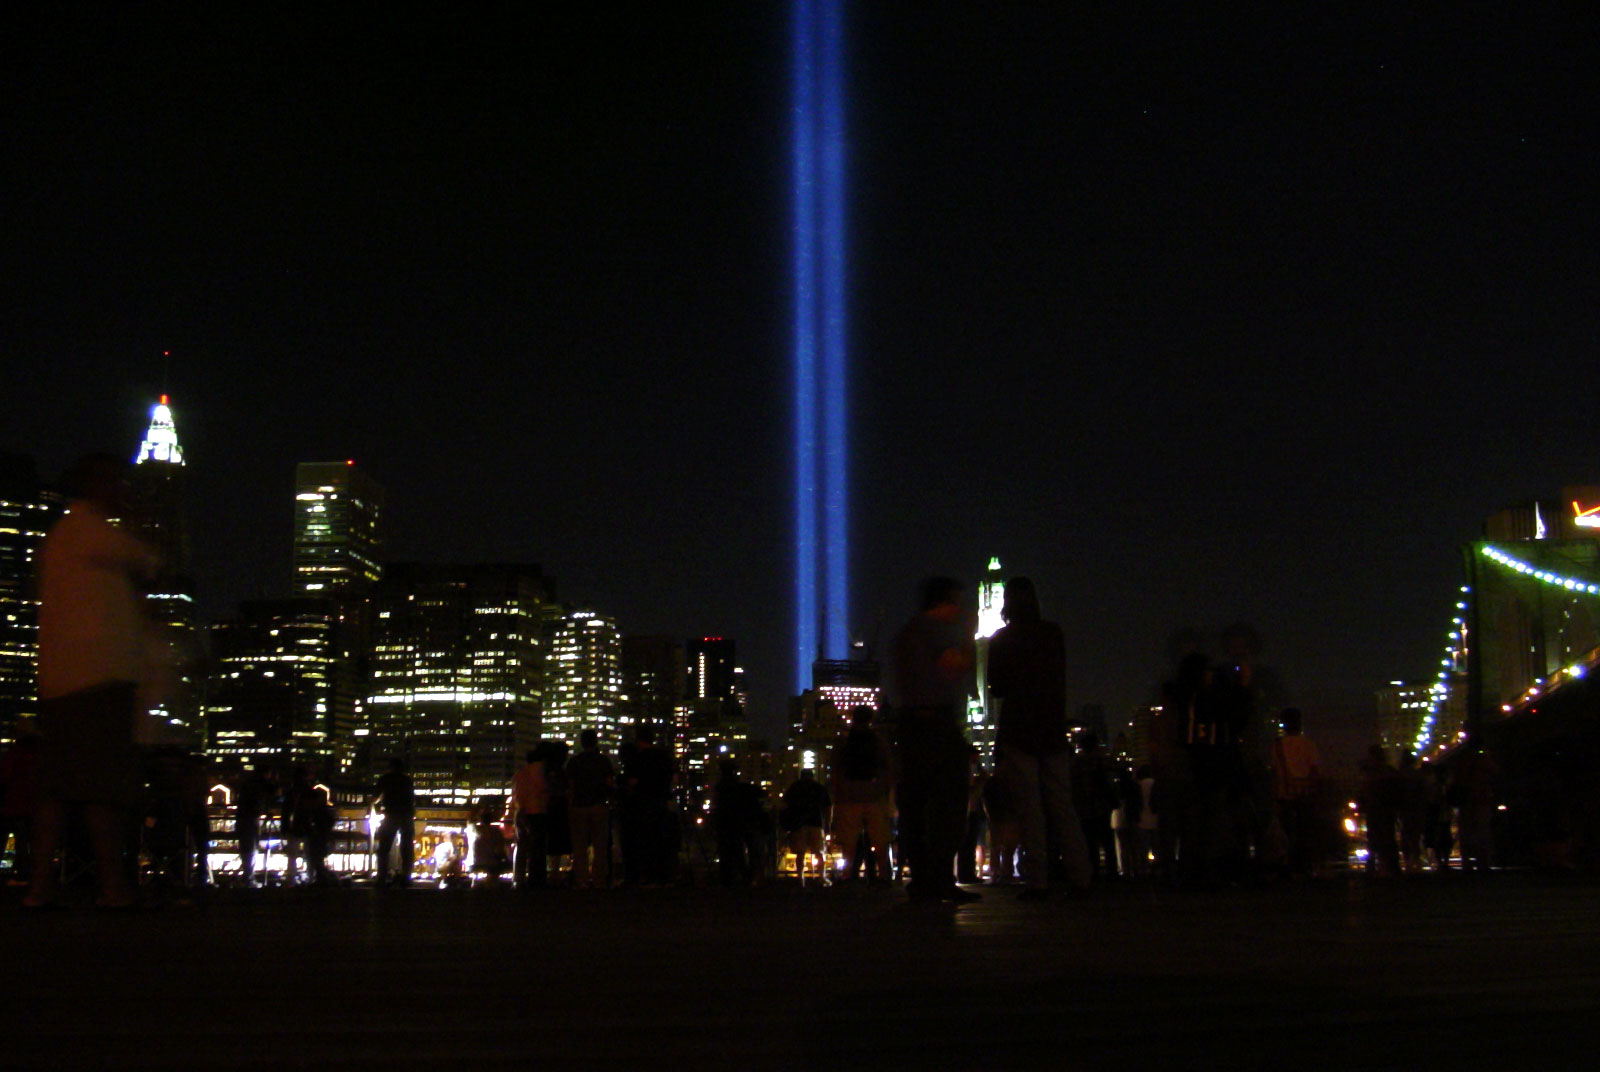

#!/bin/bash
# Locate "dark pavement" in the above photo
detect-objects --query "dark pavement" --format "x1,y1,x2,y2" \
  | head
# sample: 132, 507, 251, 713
4, 874, 1597, 1070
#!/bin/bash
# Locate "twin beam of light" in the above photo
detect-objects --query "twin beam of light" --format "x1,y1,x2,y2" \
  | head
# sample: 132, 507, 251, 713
792, 0, 848, 693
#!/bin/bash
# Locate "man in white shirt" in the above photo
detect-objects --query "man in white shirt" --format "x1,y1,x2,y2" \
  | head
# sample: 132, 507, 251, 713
26, 454, 158, 909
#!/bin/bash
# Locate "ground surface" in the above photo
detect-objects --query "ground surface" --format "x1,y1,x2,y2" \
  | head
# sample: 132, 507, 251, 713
4, 873, 1597, 1070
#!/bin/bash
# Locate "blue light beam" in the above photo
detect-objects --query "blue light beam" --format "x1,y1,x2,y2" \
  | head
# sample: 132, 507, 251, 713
791, 0, 820, 693
818, 0, 849, 661
792, 0, 849, 692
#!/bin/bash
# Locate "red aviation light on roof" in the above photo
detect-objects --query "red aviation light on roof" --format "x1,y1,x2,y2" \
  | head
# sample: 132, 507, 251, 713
347, 459, 355, 466
160, 394, 169, 406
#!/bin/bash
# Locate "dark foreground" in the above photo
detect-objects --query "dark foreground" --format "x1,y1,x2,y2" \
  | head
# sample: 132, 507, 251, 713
4, 873, 1597, 1070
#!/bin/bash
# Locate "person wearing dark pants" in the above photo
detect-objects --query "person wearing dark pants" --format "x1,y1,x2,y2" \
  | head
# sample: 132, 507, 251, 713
511, 747, 549, 889
896, 708, 973, 901
892, 577, 978, 904
374, 758, 415, 887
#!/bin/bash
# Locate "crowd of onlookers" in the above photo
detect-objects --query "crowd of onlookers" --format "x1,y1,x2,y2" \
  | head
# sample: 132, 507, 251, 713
0, 705, 1527, 899
0, 667, 1527, 900
0, 454, 1559, 909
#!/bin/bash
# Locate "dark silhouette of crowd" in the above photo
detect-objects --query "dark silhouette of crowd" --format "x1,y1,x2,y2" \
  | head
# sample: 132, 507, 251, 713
0, 540, 1563, 907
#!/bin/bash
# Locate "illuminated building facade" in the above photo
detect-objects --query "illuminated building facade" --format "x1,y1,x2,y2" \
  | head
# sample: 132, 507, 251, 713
808, 656, 880, 717
368, 563, 551, 806
620, 634, 684, 734
968, 557, 1005, 763
686, 637, 740, 707
544, 609, 623, 752
785, 656, 880, 786
130, 396, 202, 739
0, 454, 59, 742
204, 599, 350, 769
293, 462, 383, 598
676, 638, 748, 792
791, 0, 851, 691
1377, 678, 1466, 758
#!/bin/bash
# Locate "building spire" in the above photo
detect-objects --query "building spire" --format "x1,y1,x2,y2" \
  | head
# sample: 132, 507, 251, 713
135, 395, 184, 466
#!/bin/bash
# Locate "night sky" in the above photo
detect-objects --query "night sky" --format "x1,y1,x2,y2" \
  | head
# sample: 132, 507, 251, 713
6, 5, 1595, 766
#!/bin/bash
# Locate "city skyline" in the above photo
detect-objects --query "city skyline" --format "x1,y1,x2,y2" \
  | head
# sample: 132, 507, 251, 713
6, 6, 1595, 767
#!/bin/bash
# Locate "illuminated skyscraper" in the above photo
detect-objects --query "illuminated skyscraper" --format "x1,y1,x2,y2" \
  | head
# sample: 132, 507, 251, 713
620, 635, 684, 733
678, 637, 747, 791
204, 599, 350, 769
293, 462, 383, 598
368, 564, 551, 806
686, 637, 740, 707
0, 453, 60, 742
130, 396, 202, 739
968, 557, 1005, 762
287, 461, 385, 773
786, 655, 879, 787
544, 610, 623, 752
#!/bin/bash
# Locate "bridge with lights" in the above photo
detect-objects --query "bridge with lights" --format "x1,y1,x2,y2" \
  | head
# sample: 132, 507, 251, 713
1410, 499, 1600, 760
1402, 495, 1600, 866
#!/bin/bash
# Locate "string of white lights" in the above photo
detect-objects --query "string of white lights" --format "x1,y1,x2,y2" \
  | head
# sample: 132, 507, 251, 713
1412, 588, 1468, 755
1480, 545, 1600, 594
1463, 543, 1600, 721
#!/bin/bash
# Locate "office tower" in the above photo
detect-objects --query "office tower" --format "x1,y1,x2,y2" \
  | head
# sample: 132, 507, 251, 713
130, 395, 188, 566
291, 461, 385, 770
621, 634, 684, 733
676, 637, 748, 793
130, 396, 202, 738
204, 599, 349, 769
544, 610, 623, 752
808, 655, 880, 716
293, 461, 384, 598
686, 637, 740, 707
368, 563, 550, 806
0, 453, 59, 742
786, 655, 880, 785
1376, 679, 1466, 757
967, 556, 1005, 763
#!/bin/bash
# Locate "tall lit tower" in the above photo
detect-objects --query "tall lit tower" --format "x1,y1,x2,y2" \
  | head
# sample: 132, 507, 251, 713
968, 557, 1006, 762
130, 395, 202, 737
293, 461, 384, 598
292, 461, 385, 769
791, 0, 850, 691
686, 637, 740, 707
0, 453, 60, 742
680, 637, 747, 789
130, 394, 190, 588
544, 610, 623, 751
